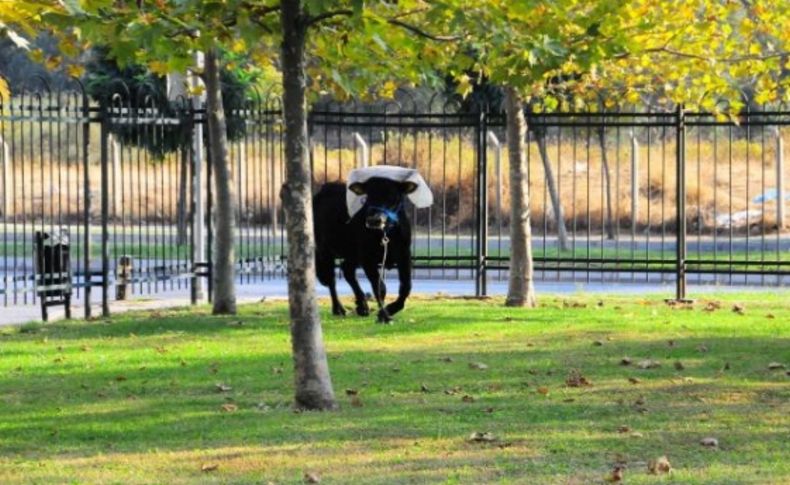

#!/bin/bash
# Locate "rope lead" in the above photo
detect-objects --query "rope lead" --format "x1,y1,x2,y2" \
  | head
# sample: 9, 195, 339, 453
376, 233, 390, 311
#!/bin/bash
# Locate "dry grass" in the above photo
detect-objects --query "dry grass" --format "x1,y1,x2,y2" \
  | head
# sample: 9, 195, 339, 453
2, 123, 787, 235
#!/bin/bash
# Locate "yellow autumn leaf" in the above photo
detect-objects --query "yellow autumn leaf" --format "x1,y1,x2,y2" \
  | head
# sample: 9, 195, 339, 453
66, 64, 85, 79
148, 60, 170, 75
378, 80, 397, 99
455, 74, 472, 98
230, 39, 246, 54
0, 76, 9, 101
188, 84, 205, 97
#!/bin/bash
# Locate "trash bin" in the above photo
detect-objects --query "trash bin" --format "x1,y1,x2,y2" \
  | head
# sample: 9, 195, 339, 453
34, 230, 72, 321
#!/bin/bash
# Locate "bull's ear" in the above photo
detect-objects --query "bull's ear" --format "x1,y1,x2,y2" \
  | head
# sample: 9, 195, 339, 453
401, 181, 418, 194
348, 182, 366, 195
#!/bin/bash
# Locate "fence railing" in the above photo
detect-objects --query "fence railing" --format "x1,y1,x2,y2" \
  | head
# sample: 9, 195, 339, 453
1, 87, 788, 319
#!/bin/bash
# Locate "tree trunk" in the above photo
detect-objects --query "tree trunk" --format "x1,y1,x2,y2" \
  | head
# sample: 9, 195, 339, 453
504, 87, 537, 307
280, 0, 337, 411
598, 127, 615, 240
535, 131, 570, 251
204, 48, 237, 315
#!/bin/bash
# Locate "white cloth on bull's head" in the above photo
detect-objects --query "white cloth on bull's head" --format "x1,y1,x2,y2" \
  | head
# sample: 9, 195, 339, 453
346, 165, 433, 217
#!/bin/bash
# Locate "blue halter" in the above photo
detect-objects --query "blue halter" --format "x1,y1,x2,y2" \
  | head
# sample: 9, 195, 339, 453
367, 202, 403, 227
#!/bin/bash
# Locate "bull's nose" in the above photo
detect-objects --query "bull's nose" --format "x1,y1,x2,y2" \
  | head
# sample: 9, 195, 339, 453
365, 214, 386, 229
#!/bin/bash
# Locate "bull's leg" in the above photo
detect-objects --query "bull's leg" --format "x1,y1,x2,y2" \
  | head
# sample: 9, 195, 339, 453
362, 262, 388, 322
341, 260, 369, 316
381, 257, 412, 322
316, 252, 346, 316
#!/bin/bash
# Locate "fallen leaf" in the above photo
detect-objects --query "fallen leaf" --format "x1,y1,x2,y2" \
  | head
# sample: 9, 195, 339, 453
617, 425, 631, 433
606, 465, 624, 482
637, 359, 661, 369
565, 370, 592, 387
469, 362, 488, 370
674, 361, 685, 371
700, 437, 719, 448
537, 386, 549, 396
221, 403, 238, 413
732, 303, 745, 315
444, 386, 462, 395
215, 383, 232, 393
304, 471, 321, 483
201, 463, 218, 472
468, 431, 497, 442
648, 455, 672, 474
563, 300, 587, 308
620, 357, 633, 366
630, 431, 644, 438
768, 362, 786, 370
703, 300, 721, 312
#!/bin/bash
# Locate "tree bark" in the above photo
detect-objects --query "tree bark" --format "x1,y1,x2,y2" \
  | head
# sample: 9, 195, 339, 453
504, 87, 537, 307
205, 48, 237, 315
280, 0, 337, 411
535, 130, 570, 251
598, 127, 615, 240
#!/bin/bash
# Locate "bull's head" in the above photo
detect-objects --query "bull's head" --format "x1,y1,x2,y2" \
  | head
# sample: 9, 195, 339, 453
348, 177, 418, 230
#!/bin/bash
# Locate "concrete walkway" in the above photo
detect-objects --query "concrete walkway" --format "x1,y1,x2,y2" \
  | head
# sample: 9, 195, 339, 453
1, 276, 780, 327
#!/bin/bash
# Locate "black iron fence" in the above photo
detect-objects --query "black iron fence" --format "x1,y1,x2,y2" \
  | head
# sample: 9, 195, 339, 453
1, 85, 788, 319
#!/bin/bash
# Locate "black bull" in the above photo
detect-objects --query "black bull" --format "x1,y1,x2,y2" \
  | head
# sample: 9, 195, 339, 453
312, 177, 418, 323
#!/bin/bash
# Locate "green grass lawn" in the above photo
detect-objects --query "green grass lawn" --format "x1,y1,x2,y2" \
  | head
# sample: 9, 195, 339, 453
0, 294, 788, 484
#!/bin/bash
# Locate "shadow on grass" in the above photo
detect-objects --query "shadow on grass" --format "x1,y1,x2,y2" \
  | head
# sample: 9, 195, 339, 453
1, 328, 787, 462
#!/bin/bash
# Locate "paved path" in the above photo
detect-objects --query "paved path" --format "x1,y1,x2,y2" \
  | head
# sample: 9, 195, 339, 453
0, 276, 777, 327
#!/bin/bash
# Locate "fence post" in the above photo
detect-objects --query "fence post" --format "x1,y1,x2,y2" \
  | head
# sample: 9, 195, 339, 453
109, 134, 122, 217
1, 135, 10, 217
353, 132, 369, 168
675, 105, 688, 300
100, 112, 110, 317
82, 91, 92, 319
475, 111, 488, 296
631, 130, 639, 239
777, 127, 785, 230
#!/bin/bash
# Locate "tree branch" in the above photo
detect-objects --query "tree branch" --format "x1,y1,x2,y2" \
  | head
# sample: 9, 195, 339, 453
387, 18, 461, 42
306, 9, 352, 28
647, 46, 789, 63
305, 9, 461, 42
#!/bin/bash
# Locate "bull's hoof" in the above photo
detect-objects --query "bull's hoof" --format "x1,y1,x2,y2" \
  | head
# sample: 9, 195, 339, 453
356, 305, 370, 317
376, 309, 393, 324
332, 305, 347, 316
